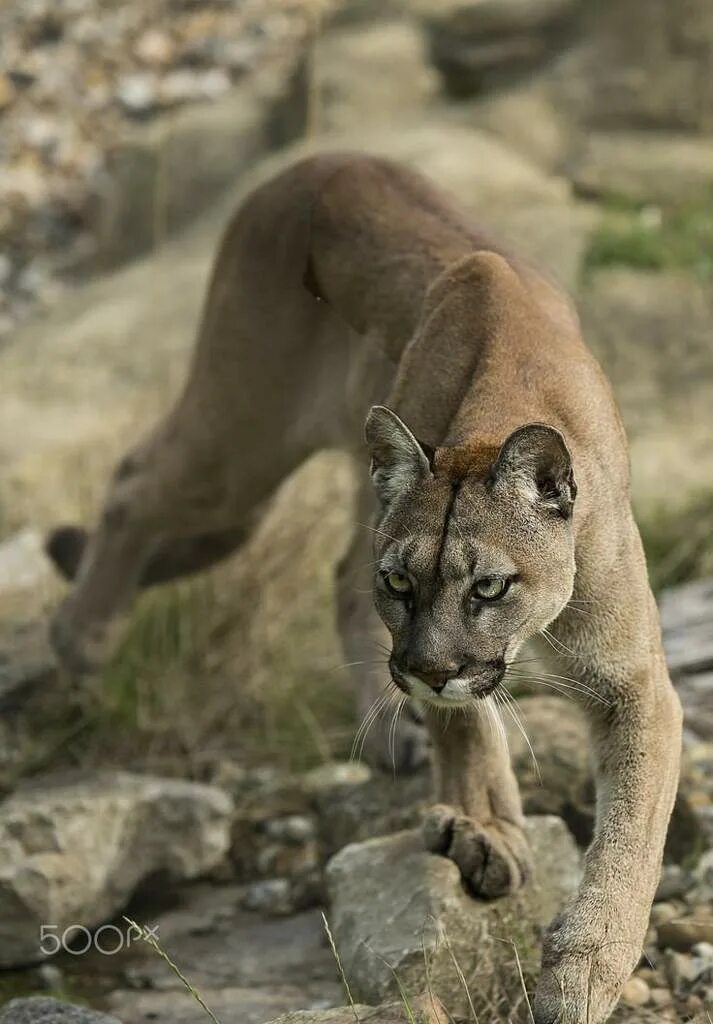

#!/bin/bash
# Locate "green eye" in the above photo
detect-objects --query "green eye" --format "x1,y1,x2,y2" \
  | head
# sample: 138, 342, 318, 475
473, 576, 509, 601
385, 571, 412, 596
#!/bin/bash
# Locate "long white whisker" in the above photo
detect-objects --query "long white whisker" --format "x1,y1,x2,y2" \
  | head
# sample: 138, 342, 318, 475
497, 686, 542, 784
351, 687, 392, 762
507, 670, 611, 707
389, 695, 407, 775
541, 628, 578, 659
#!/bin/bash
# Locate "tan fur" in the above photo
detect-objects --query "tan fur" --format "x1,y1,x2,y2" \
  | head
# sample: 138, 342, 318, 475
46, 153, 681, 1024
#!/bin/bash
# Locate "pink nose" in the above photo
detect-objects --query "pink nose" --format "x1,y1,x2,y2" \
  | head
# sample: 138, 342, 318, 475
410, 668, 452, 692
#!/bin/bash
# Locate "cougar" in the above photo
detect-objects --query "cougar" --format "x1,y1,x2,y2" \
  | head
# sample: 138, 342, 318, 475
46, 153, 681, 1024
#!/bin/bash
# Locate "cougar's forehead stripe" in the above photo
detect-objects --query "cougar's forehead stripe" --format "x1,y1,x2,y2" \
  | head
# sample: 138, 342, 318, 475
434, 479, 461, 583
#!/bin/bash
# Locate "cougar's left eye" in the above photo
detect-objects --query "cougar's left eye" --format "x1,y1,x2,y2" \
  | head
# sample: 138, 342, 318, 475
473, 576, 509, 601
384, 571, 412, 596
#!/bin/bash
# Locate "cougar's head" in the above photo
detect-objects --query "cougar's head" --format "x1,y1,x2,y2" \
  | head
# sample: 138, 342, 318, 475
365, 406, 577, 707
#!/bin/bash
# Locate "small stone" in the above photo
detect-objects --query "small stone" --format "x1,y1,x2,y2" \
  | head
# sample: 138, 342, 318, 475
649, 987, 673, 1007
621, 976, 650, 1006
663, 949, 700, 991
303, 761, 371, 792
658, 915, 713, 952
37, 963, 64, 990
117, 73, 159, 115
264, 814, 315, 844
651, 902, 681, 927
134, 29, 175, 67
686, 993, 704, 1014
656, 864, 695, 901
241, 877, 292, 915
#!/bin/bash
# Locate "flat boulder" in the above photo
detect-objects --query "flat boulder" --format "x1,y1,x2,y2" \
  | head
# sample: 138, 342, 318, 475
0, 772, 232, 967
325, 817, 580, 1018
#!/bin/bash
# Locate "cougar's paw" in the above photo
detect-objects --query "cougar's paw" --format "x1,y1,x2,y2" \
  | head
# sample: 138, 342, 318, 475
422, 803, 531, 899
45, 525, 88, 581
533, 896, 642, 1024
49, 602, 123, 677
362, 714, 431, 775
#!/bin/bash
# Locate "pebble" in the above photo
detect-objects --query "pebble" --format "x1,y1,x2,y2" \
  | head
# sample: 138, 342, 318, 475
658, 915, 713, 951
656, 863, 695, 901
664, 949, 701, 990
649, 987, 673, 1007
134, 28, 175, 66
263, 814, 315, 844
241, 877, 292, 915
117, 72, 159, 115
0, 0, 308, 338
651, 901, 681, 927
621, 976, 650, 1006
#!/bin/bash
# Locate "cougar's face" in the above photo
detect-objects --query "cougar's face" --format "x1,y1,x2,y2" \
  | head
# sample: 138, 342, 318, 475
365, 407, 576, 708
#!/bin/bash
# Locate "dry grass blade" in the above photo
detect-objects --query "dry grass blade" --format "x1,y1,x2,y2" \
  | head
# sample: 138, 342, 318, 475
493, 936, 534, 1024
321, 911, 360, 1023
438, 922, 479, 1024
123, 916, 222, 1024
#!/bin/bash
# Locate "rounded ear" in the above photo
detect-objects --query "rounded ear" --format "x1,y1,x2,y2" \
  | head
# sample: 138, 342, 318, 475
490, 424, 577, 518
364, 405, 434, 507
45, 525, 88, 581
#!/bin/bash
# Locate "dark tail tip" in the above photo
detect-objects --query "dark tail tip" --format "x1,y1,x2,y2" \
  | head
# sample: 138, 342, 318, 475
45, 525, 88, 581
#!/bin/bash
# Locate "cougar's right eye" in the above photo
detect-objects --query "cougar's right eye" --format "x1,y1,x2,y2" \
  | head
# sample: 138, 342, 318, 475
384, 571, 412, 597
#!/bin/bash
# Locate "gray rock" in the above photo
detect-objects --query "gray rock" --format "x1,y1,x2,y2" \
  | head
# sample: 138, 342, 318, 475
570, 0, 713, 133
0, 998, 119, 1024
569, 131, 713, 205
0, 772, 232, 966
325, 817, 580, 1017
422, 0, 578, 97
661, 580, 713, 678
0, 619, 56, 715
656, 864, 695, 902
0, 528, 54, 596
265, 997, 449, 1024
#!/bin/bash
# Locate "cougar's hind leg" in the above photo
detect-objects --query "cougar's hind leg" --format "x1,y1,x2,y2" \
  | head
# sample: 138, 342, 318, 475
47, 419, 242, 676
336, 475, 431, 774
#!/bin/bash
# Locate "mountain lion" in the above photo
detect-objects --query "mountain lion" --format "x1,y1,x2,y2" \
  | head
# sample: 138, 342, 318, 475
46, 153, 682, 1024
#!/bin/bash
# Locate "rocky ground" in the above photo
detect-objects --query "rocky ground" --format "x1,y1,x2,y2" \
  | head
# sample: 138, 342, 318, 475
0, 0, 316, 340
1, 0, 712, 1022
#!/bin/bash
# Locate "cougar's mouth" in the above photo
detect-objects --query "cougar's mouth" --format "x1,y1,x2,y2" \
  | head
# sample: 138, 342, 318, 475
389, 659, 504, 706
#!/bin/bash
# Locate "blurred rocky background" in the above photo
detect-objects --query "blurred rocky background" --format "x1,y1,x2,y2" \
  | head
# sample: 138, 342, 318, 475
1, 0, 712, 1022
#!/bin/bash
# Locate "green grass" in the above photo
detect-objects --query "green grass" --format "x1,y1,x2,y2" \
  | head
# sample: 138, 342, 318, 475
584, 192, 713, 279
637, 486, 713, 592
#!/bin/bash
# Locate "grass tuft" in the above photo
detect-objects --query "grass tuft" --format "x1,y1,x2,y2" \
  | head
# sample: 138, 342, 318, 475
584, 192, 713, 279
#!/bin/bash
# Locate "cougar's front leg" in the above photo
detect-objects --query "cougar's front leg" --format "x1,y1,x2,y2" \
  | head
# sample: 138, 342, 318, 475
422, 704, 532, 898
533, 598, 682, 1024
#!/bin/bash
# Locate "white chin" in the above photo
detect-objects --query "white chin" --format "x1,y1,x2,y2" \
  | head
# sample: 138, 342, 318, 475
402, 673, 474, 707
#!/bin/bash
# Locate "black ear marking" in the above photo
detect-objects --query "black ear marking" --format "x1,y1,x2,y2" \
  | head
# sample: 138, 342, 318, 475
45, 525, 88, 581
